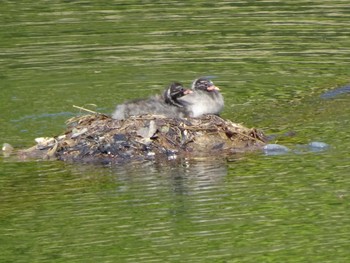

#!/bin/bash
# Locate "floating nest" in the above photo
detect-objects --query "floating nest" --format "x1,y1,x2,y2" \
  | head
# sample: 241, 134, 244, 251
17, 113, 267, 164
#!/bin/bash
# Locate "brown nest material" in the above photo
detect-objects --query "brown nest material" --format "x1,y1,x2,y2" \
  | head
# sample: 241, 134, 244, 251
17, 114, 267, 164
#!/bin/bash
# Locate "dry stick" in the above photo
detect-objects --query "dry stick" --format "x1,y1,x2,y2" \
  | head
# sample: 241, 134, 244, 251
73, 105, 99, 114
65, 106, 102, 125
230, 129, 265, 142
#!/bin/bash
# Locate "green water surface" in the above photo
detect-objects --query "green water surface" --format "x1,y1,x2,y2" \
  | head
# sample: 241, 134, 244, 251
1, 1, 350, 262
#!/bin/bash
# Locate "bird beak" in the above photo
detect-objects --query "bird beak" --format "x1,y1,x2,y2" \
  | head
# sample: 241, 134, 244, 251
183, 89, 193, 95
207, 85, 220, 91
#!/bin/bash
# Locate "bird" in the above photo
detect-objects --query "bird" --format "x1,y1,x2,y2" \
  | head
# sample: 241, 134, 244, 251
111, 82, 192, 120
177, 77, 224, 117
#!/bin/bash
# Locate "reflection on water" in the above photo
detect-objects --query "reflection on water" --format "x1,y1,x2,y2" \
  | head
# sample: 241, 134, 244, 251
114, 158, 228, 193
2, 152, 350, 262
2, 0, 350, 262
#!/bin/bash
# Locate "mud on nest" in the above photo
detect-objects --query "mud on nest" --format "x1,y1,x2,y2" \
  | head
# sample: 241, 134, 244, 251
18, 114, 267, 164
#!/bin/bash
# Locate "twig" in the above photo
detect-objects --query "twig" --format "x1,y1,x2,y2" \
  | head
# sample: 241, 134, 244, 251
73, 105, 99, 114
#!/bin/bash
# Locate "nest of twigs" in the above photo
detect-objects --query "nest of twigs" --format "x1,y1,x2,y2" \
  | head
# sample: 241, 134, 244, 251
18, 113, 267, 164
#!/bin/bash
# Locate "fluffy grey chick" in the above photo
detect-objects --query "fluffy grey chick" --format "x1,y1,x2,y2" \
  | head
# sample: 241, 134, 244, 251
112, 82, 192, 120
177, 77, 224, 117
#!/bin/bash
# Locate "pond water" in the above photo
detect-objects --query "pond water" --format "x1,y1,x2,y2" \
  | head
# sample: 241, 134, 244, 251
1, 1, 350, 262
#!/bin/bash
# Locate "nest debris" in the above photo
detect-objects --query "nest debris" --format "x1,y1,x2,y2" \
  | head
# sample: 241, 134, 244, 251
17, 114, 267, 164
